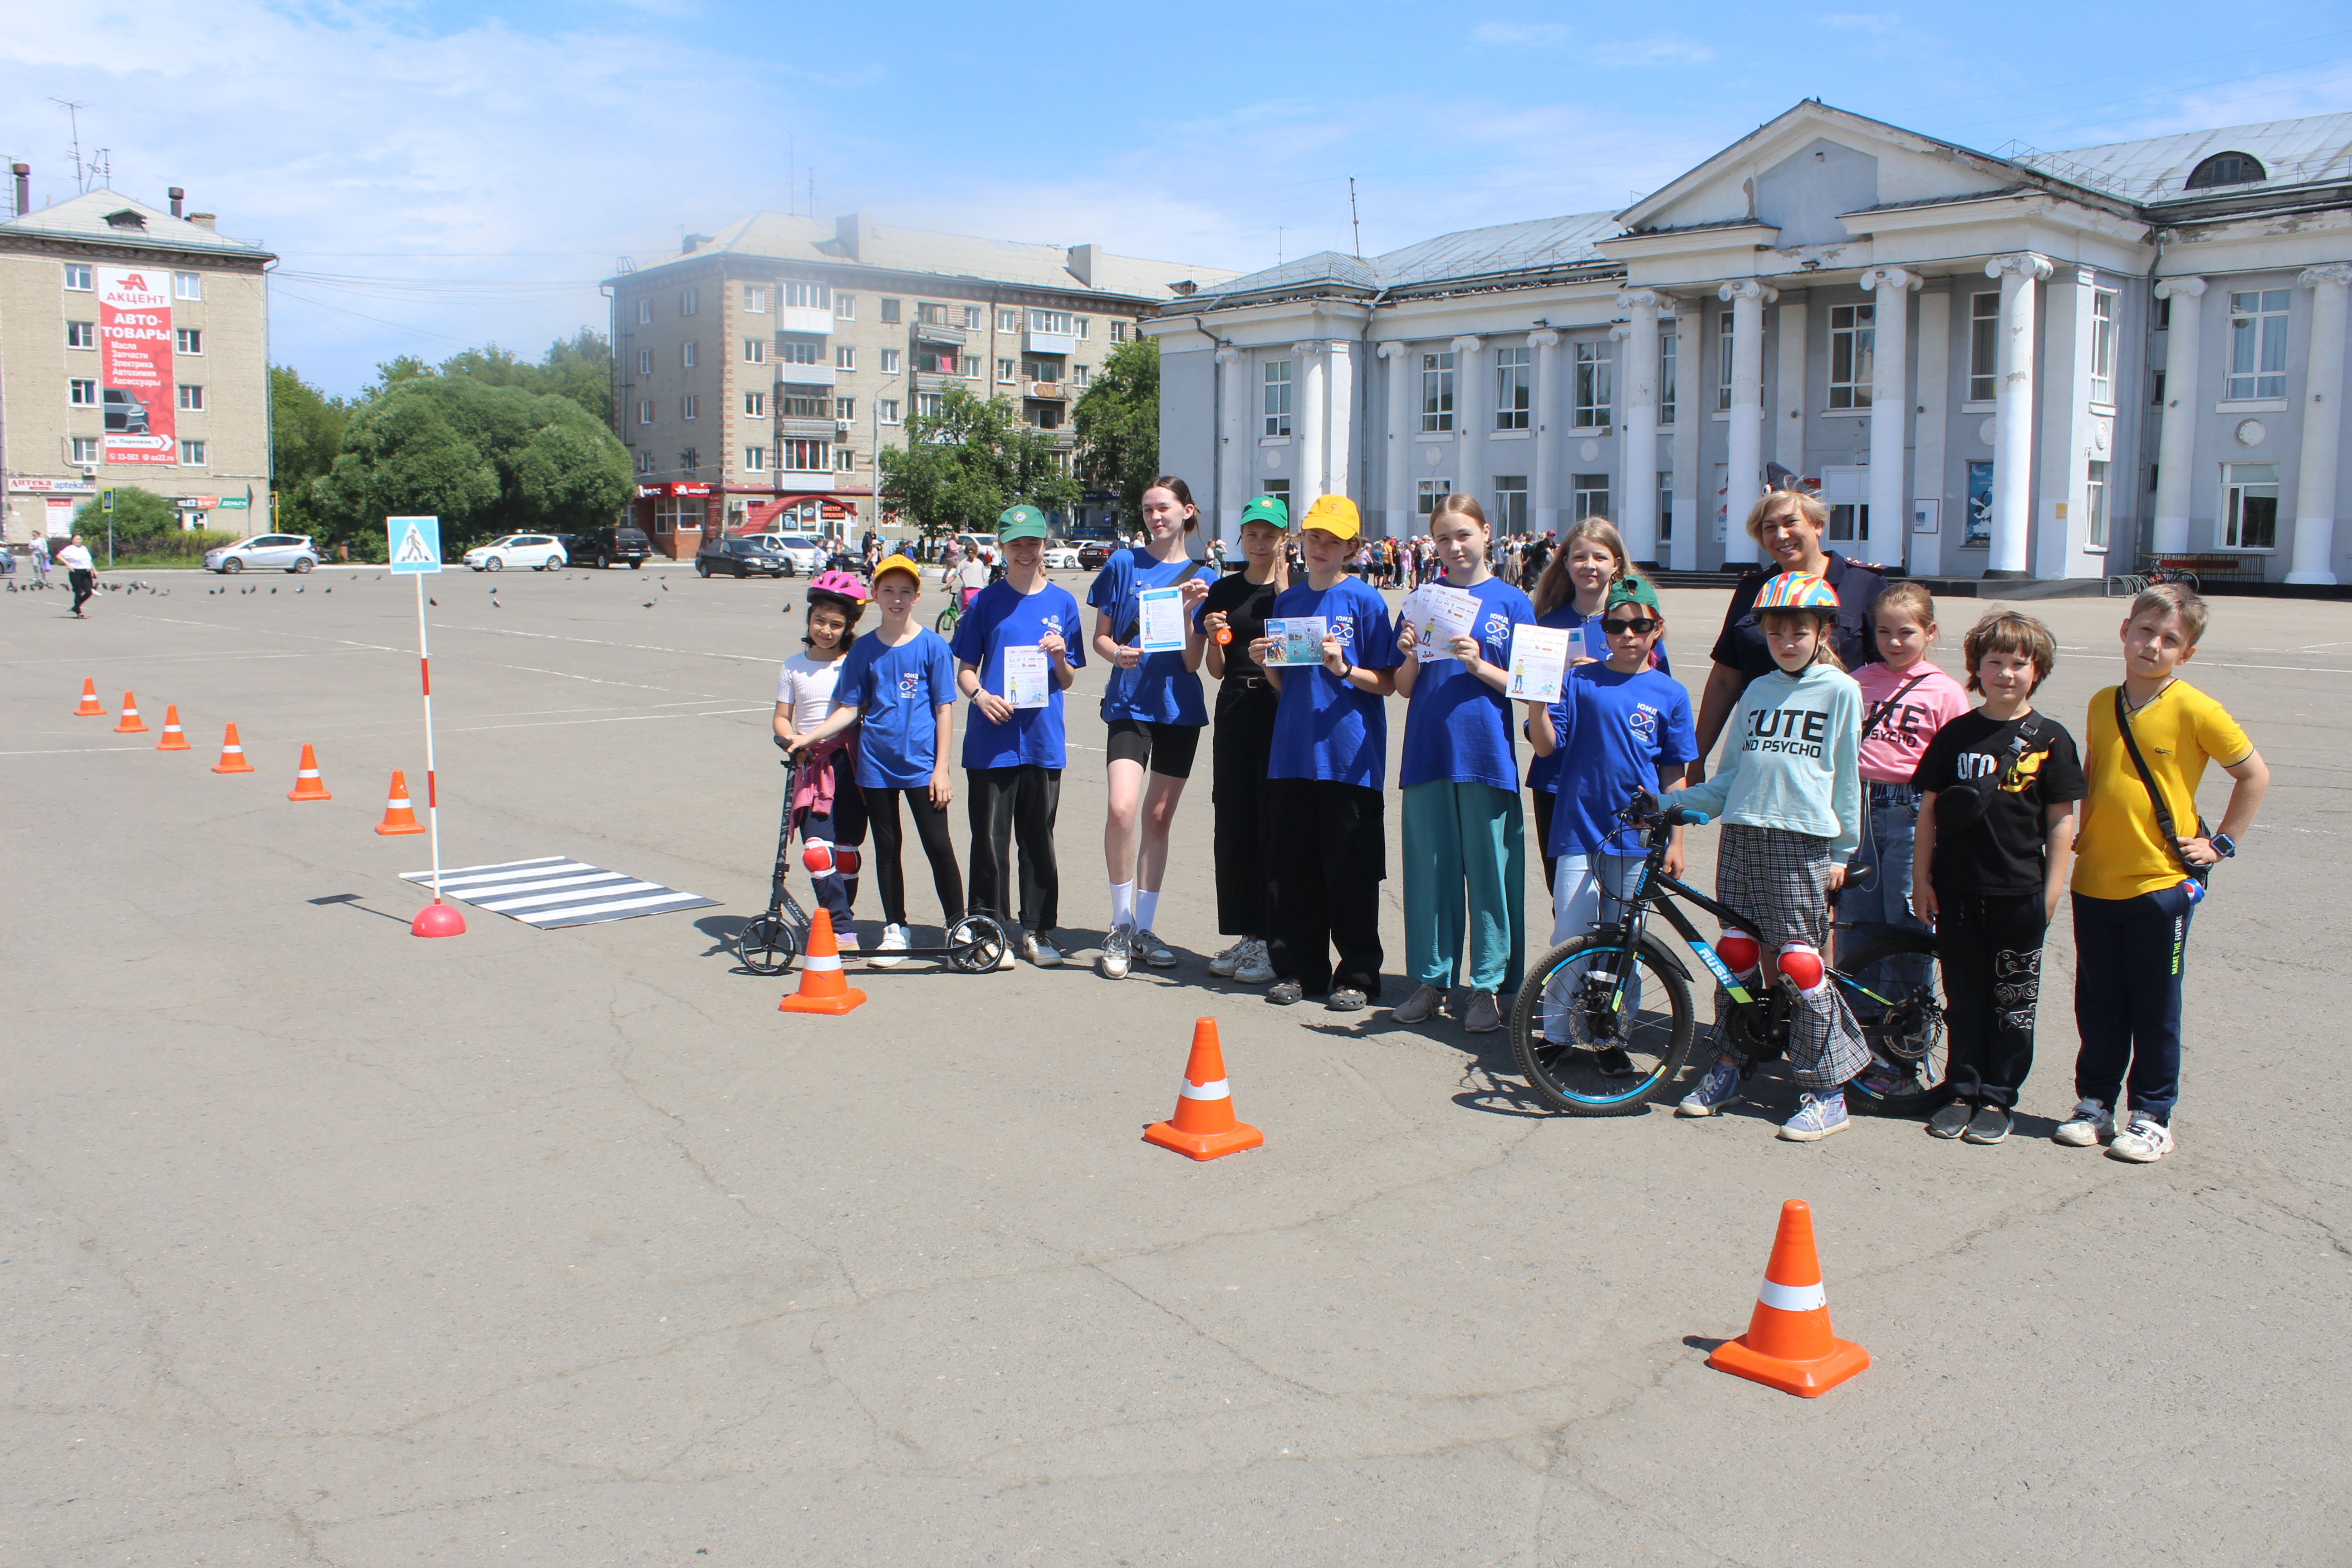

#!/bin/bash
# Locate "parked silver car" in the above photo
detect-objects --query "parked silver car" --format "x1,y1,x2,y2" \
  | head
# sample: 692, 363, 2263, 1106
206, 534, 321, 574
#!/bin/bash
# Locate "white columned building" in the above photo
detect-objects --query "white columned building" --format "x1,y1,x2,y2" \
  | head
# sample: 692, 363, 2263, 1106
1911, 289, 1951, 577
1529, 329, 1563, 534
1617, 291, 1665, 561
1721, 281, 1775, 564
2289, 265, 2351, 584
1451, 334, 1485, 516
1295, 341, 1327, 513
1986, 253, 2051, 576
1859, 266, 1919, 565
2150, 277, 2207, 554
1378, 341, 1412, 537
1215, 347, 1247, 545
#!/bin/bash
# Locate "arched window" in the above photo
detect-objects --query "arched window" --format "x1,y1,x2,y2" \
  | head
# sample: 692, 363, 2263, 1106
2186, 152, 2266, 189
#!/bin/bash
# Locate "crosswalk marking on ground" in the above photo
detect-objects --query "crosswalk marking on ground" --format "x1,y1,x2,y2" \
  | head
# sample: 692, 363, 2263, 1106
400, 856, 716, 928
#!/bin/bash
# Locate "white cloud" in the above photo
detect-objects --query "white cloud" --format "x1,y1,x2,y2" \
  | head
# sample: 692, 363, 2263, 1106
1592, 36, 1720, 67
1471, 21, 1572, 48
1816, 11, 1901, 32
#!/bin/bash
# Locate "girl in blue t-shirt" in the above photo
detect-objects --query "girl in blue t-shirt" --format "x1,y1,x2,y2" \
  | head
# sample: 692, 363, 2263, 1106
1390, 494, 1542, 1036
1084, 475, 1213, 979
794, 555, 962, 966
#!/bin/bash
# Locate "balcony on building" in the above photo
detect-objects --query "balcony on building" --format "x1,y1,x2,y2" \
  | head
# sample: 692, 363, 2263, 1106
776, 416, 839, 441
1027, 381, 1066, 402
774, 365, 837, 390
912, 318, 968, 348
780, 306, 832, 336
1024, 328, 1078, 356
915, 371, 957, 395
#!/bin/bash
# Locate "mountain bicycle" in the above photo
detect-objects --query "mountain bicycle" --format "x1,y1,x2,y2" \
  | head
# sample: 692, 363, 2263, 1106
1507, 791, 1949, 1117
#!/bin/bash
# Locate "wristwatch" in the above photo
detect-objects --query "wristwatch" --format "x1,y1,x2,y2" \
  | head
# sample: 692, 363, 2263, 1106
2210, 832, 2237, 860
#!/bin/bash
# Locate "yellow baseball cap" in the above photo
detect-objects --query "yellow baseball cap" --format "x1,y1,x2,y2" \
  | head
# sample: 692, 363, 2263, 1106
871, 553, 923, 588
1299, 495, 1361, 541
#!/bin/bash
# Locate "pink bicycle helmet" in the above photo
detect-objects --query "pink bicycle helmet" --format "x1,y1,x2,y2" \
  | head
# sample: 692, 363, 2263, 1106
806, 570, 869, 611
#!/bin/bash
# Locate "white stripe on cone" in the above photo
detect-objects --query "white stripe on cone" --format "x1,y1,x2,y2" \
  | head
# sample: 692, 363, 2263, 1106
386, 795, 411, 808
222, 745, 244, 755
1178, 1078, 1231, 1100
802, 954, 842, 972
1756, 1278, 1828, 1313
297, 769, 321, 779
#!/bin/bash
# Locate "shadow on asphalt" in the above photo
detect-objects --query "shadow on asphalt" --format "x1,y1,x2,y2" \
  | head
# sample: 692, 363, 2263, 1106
307, 892, 410, 925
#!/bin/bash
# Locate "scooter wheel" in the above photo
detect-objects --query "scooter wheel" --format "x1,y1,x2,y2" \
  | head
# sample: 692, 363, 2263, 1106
945, 913, 1010, 974
736, 914, 800, 975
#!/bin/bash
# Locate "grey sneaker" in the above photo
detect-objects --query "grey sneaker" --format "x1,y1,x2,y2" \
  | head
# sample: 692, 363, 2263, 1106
1135, 928, 1178, 968
1391, 983, 1443, 1024
1676, 1056, 1743, 1117
1326, 987, 1368, 1012
1265, 979, 1304, 1005
1778, 1092, 1851, 1142
1021, 932, 1063, 968
2053, 1100, 2112, 1147
1461, 990, 1502, 1034
1962, 1104, 2012, 1145
2107, 1114, 2174, 1163
1927, 1101, 1972, 1139
1208, 938, 1249, 977
1232, 939, 1276, 986
1099, 922, 1133, 980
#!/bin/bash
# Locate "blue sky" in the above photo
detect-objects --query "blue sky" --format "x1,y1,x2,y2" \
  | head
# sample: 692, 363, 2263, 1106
6, 1, 2346, 397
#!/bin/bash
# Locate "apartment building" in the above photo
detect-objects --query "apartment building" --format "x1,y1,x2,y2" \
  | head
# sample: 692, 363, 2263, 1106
0, 170, 275, 542
1152, 102, 2352, 585
603, 212, 1234, 554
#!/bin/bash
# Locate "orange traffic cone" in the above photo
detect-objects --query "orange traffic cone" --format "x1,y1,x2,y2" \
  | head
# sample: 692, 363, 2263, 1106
1143, 1018, 1264, 1161
1708, 1200, 1870, 1397
211, 723, 255, 774
287, 744, 332, 801
113, 692, 149, 734
74, 678, 105, 717
778, 908, 867, 1015
155, 705, 191, 750
374, 769, 426, 834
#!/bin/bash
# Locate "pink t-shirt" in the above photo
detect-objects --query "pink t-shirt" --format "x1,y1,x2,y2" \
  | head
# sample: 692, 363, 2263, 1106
1854, 661, 1971, 784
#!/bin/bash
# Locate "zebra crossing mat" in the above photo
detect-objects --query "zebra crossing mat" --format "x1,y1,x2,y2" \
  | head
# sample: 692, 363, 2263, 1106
401, 856, 718, 928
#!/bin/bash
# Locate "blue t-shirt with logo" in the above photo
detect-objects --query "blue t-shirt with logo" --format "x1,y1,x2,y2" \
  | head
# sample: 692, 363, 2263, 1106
1086, 548, 1209, 726
831, 627, 957, 789
1400, 576, 1535, 793
951, 578, 1087, 770
1524, 599, 1675, 793
1544, 663, 1698, 858
1266, 575, 1401, 789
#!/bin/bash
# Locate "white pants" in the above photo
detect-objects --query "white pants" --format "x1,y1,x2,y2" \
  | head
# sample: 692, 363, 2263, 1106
1542, 853, 1646, 1042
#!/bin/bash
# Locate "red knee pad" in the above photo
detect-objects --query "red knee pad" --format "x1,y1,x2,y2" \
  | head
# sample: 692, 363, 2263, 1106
1777, 942, 1826, 996
832, 846, 861, 877
1716, 928, 1761, 977
801, 838, 835, 875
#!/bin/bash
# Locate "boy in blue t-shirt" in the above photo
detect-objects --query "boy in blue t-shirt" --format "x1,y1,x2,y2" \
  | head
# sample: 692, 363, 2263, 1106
1528, 578, 1697, 1068
1248, 495, 1400, 1010
952, 505, 1084, 967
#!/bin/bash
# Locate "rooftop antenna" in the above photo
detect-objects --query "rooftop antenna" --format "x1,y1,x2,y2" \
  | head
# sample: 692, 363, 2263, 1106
1349, 177, 1362, 260
50, 98, 88, 192
1277, 227, 1284, 265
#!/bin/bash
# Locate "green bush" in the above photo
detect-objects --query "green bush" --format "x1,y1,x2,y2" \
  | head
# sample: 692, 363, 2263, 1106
100, 529, 240, 564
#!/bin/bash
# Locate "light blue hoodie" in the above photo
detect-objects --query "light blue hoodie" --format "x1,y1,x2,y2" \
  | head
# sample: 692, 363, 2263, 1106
1680, 662, 1864, 860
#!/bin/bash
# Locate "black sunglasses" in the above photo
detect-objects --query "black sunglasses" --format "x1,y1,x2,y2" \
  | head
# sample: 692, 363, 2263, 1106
1600, 616, 1660, 635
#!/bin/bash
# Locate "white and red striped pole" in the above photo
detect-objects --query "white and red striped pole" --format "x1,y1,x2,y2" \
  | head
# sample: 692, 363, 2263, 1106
410, 568, 464, 937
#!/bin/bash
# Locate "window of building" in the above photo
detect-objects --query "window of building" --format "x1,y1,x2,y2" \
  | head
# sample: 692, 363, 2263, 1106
637, 399, 653, 425
1030, 309, 1073, 334
781, 440, 828, 471
174, 272, 202, 300
1073, 364, 1090, 387
72, 436, 99, 464
780, 392, 828, 417
69, 378, 97, 406
1421, 351, 1455, 432
1828, 499, 1870, 542
637, 297, 653, 325
178, 439, 206, 465
916, 301, 945, 325
1659, 332, 1677, 425
1573, 341, 1611, 427
2085, 460, 2110, 549
836, 397, 854, 420
2186, 151, 2265, 189
1417, 479, 1452, 516
744, 285, 768, 313
998, 308, 1020, 334
1658, 472, 1675, 542
1494, 346, 1531, 430
637, 348, 652, 374
998, 358, 1018, 384
781, 280, 828, 311
636, 450, 654, 475
2090, 289, 2117, 406
778, 340, 821, 365
960, 355, 980, 378
681, 394, 699, 420
878, 398, 901, 424
178, 384, 205, 411
1828, 303, 1875, 409
2227, 289, 2291, 400
837, 447, 858, 473
680, 288, 698, 316
1572, 473, 1609, 521
1261, 478, 1291, 511
68, 321, 96, 349
1717, 310, 1735, 412
2152, 370, 2166, 406
2154, 295, 2171, 332
835, 294, 855, 320
918, 392, 945, 418
963, 305, 983, 330
836, 346, 856, 370
1076, 318, 1090, 340
2222, 462, 2278, 549
743, 446, 767, 471
1022, 359, 1056, 382
681, 341, 698, 368
64, 264, 92, 291
745, 391, 767, 417
1263, 359, 1293, 436
1493, 475, 1529, 531
880, 298, 901, 323
178, 326, 204, 355
1969, 292, 1999, 402
1112, 320, 1128, 343
881, 348, 902, 374
743, 338, 767, 364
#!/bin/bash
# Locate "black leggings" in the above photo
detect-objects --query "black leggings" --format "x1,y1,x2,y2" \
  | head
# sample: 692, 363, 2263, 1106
1936, 890, 2048, 1110
863, 785, 964, 928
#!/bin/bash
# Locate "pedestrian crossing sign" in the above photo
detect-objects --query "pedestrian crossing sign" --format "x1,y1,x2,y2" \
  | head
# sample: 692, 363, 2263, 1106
388, 515, 442, 574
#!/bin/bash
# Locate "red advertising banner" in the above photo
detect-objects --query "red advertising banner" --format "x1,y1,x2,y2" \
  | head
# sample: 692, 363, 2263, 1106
99, 267, 176, 466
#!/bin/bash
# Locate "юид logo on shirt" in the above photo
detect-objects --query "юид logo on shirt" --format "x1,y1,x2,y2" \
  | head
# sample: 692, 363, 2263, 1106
897, 671, 922, 699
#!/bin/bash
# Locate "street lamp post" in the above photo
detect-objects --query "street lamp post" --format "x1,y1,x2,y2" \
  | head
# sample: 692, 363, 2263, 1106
869, 370, 901, 551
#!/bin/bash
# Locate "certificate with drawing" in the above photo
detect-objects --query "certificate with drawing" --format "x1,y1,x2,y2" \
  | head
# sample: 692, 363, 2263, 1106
1506, 625, 1572, 703
1265, 617, 1329, 666
1137, 587, 1188, 653
1003, 645, 1050, 709
1404, 583, 1480, 661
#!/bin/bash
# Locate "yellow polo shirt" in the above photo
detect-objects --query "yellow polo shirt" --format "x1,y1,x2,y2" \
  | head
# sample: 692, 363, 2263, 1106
2072, 682, 2251, 901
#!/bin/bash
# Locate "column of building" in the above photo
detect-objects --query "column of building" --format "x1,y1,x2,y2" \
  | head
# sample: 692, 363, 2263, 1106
1774, 295, 1808, 484
2289, 265, 2351, 584
1985, 252, 2051, 577
1295, 342, 1328, 513
1379, 341, 1413, 538
1911, 289, 1951, 577
1529, 329, 1562, 535
1326, 339, 1355, 522
2149, 277, 2206, 555
1452, 335, 1485, 518
1860, 266, 1919, 571
1719, 281, 1776, 564
1668, 293, 1700, 571
1216, 347, 1247, 547
1617, 291, 1664, 563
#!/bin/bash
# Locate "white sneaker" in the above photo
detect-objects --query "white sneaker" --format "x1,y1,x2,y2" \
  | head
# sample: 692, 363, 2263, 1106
1099, 922, 1133, 980
1209, 938, 1249, 977
2053, 1099, 2112, 1147
2107, 1114, 2174, 1163
868, 922, 910, 968
1233, 939, 1276, 986
1021, 932, 1063, 968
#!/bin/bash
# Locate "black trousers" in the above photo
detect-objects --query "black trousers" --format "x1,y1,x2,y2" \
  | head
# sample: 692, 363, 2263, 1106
1530, 787, 1558, 893
1936, 889, 2048, 1110
1210, 683, 1280, 939
69, 568, 95, 614
1267, 779, 1386, 996
863, 785, 963, 928
966, 764, 1061, 935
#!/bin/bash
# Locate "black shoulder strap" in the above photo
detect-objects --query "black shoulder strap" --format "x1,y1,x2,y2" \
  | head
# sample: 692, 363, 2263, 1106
1861, 673, 1931, 738
2113, 687, 2207, 878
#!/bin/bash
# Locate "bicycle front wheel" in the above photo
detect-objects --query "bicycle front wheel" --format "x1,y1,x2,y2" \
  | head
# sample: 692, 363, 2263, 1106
935, 608, 958, 636
1509, 936, 1695, 1115
1836, 932, 1953, 1117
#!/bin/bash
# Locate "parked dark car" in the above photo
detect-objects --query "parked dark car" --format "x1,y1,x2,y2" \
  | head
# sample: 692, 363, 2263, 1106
1077, 540, 1117, 571
567, 525, 653, 568
694, 536, 789, 578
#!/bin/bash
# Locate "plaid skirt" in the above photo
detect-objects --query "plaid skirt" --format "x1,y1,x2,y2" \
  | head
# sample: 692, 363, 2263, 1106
1710, 823, 1869, 1093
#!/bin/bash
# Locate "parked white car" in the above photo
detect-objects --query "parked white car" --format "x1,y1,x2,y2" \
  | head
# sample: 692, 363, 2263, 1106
463, 534, 568, 572
742, 533, 825, 575
205, 534, 321, 574
1040, 540, 1082, 570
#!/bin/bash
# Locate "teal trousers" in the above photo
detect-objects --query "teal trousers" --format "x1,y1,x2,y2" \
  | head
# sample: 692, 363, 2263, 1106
1401, 780, 1526, 996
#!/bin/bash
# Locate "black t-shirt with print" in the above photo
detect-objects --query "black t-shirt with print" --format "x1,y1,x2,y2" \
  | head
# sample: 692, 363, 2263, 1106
1913, 710, 2087, 894
1198, 571, 1283, 685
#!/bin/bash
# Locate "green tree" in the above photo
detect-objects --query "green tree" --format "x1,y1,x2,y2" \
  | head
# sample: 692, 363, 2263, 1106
71, 486, 177, 536
270, 365, 351, 538
878, 388, 1080, 542
362, 331, 615, 430
1072, 337, 1160, 524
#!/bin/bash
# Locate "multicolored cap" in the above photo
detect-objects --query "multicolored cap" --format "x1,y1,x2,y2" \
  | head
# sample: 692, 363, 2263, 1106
1752, 571, 1840, 613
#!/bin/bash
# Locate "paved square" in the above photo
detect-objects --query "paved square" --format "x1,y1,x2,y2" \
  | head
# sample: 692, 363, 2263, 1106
5, 565, 2347, 1564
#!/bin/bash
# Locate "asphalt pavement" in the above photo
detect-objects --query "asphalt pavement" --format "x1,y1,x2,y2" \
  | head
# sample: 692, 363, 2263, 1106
4, 559, 2346, 1565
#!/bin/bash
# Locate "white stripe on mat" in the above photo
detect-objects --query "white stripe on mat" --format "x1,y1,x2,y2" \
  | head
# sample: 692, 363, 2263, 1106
455, 871, 633, 901
477, 880, 666, 913
416, 862, 603, 890
404, 855, 568, 877
520, 891, 705, 924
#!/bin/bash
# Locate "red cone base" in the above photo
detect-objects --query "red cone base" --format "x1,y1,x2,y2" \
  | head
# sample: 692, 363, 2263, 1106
411, 902, 467, 938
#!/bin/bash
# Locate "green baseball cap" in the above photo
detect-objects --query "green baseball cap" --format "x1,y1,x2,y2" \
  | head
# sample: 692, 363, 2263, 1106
1605, 576, 1662, 613
1239, 494, 1290, 531
997, 503, 1050, 541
